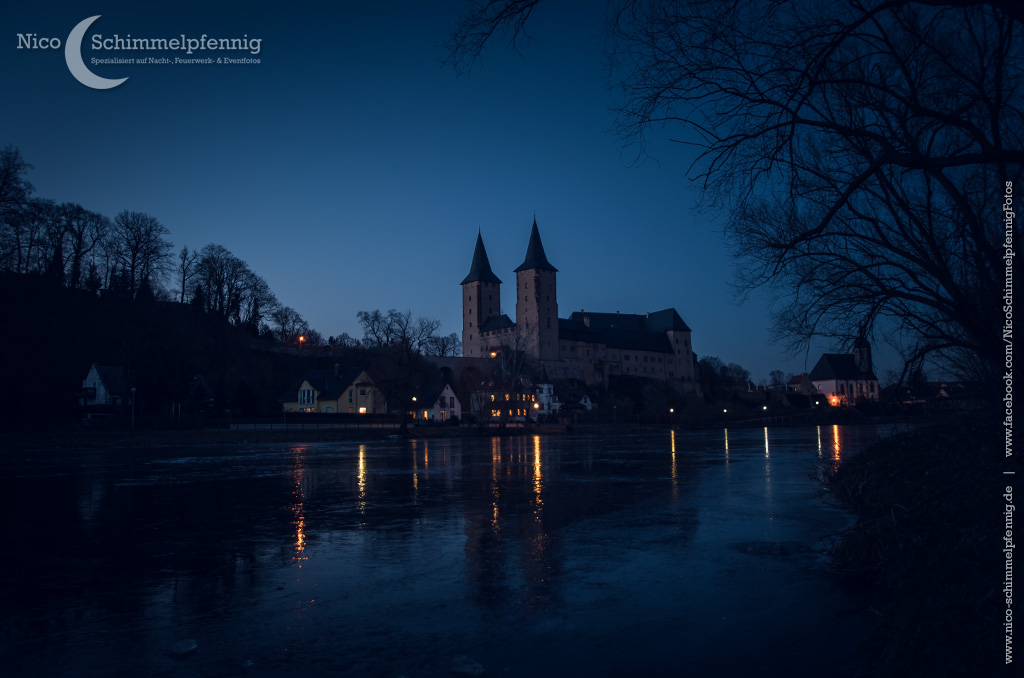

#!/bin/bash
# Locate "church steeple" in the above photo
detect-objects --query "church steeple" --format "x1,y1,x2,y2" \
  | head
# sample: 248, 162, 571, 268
461, 231, 502, 285
514, 217, 558, 272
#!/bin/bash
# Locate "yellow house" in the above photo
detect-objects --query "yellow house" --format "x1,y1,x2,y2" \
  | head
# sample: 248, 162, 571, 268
281, 365, 386, 414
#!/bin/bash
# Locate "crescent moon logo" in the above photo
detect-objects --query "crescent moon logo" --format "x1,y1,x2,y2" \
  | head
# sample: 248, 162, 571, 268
65, 16, 128, 90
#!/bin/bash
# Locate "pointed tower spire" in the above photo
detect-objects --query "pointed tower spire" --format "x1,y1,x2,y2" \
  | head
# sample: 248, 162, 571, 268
514, 216, 558, 272
461, 231, 502, 285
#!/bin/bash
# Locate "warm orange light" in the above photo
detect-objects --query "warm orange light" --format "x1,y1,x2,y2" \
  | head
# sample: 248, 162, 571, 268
359, 407, 367, 413
534, 403, 539, 409
411, 396, 417, 401
489, 351, 497, 358
299, 335, 305, 343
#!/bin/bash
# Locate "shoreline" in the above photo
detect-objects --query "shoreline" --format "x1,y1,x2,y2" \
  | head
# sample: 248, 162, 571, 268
828, 415, 1000, 675
0, 414, 937, 452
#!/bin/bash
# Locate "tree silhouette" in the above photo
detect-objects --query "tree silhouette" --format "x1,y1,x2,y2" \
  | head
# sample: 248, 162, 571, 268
447, 0, 1022, 384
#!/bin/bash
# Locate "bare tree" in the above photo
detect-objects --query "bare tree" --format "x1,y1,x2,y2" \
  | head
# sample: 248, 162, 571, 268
446, 0, 1022, 384
175, 246, 200, 303
0, 146, 33, 223
271, 305, 309, 345
110, 210, 173, 296
1, 198, 49, 275
425, 332, 463, 356
55, 203, 110, 290
357, 309, 444, 351
239, 270, 278, 332
357, 309, 397, 348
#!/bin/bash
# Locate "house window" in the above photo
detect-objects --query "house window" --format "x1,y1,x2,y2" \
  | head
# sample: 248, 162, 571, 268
450, 396, 455, 407
359, 407, 367, 413
348, 390, 353, 403
300, 389, 314, 405
360, 389, 366, 396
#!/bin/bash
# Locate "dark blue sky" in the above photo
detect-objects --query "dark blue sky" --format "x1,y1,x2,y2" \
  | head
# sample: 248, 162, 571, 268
2, 1, 885, 381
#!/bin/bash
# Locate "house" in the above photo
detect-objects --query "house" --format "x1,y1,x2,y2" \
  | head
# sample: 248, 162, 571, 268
787, 373, 818, 397
535, 368, 558, 414
469, 383, 539, 423
809, 338, 880, 405
409, 383, 462, 423
281, 365, 386, 413
80, 364, 127, 407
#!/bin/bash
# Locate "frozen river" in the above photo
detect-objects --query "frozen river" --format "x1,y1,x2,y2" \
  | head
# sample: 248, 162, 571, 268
0, 425, 895, 677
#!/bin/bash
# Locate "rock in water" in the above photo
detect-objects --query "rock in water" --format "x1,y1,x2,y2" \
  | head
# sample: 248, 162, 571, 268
450, 654, 484, 675
168, 639, 197, 658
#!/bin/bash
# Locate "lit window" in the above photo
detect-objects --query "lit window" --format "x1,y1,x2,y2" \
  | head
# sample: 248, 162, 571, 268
359, 407, 367, 414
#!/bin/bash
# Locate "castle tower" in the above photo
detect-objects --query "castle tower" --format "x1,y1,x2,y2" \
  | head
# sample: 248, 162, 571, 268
461, 231, 502, 357
514, 218, 559, 362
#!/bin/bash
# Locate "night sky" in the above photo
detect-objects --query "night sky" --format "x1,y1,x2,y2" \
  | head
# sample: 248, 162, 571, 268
2, 1, 877, 381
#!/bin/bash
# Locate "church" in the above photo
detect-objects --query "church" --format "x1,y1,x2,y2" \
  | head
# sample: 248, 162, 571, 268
461, 218, 697, 388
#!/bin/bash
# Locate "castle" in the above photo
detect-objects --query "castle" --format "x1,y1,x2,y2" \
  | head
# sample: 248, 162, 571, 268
461, 218, 697, 387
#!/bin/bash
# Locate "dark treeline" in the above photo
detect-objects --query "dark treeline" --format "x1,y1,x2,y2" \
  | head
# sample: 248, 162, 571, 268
0, 146, 312, 344
0, 146, 460, 426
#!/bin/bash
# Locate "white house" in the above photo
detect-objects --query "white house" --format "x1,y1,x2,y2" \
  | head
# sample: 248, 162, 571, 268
410, 383, 462, 423
80, 364, 127, 406
809, 338, 880, 405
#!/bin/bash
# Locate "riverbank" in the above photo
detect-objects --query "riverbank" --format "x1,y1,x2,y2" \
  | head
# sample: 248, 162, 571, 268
0, 424, 576, 452
829, 415, 1003, 676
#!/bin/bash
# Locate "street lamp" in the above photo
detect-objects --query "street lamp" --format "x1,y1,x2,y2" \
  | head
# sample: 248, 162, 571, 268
298, 335, 306, 347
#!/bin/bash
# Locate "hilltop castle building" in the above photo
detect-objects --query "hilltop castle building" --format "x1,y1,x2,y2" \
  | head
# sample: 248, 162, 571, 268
461, 219, 697, 387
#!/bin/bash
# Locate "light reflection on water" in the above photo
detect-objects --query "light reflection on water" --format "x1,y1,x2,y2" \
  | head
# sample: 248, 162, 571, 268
0, 424, 899, 677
